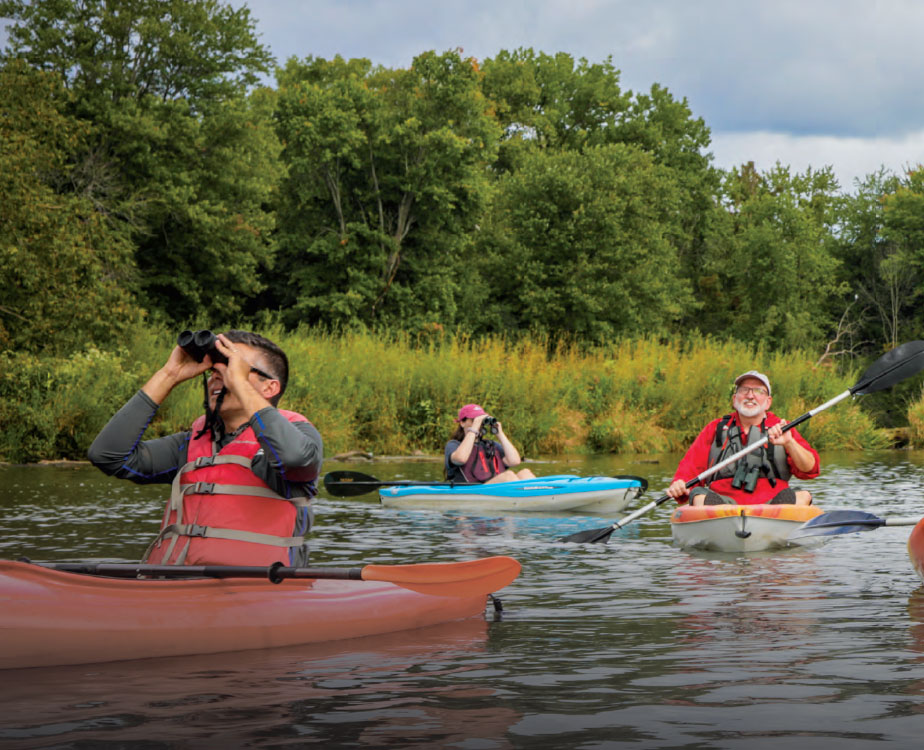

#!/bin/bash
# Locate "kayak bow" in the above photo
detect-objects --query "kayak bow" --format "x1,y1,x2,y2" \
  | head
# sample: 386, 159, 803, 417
0, 556, 520, 669
670, 504, 824, 553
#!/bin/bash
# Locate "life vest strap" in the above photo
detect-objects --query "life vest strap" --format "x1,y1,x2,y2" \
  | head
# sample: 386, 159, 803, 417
160, 522, 304, 547
141, 523, 306, 564
179, 482, 309, 507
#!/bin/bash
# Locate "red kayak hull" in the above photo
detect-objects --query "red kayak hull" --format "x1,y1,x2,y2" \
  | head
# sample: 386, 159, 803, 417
0, 560, 490, 670
909, 518, 924, 583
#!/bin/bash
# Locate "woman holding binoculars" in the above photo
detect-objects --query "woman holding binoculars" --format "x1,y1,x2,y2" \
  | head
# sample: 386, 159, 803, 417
444, 403, 536, 484
88, 330, 323, 567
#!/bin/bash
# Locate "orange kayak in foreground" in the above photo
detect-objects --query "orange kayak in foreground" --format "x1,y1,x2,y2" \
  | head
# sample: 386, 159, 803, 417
671, 504, 824, 552
909, 518, 924, 583
0, 557, 519, 670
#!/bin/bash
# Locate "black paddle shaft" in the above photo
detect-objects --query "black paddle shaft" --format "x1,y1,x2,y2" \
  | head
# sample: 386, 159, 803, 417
323, 470, 475, 497
36, 561, 364, 584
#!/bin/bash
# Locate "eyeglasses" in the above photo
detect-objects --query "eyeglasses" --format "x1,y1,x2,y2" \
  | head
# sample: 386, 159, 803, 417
735, 386, 768, 397
208, 366, 278, 381
250, 366, 277, 381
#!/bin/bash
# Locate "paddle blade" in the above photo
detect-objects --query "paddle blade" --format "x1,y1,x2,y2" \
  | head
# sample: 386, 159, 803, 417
361, 555, 521, 597
852, 340, 924, 395
323, 470, 379, 497
789, 510, 886, 539
558, 525, 615, 544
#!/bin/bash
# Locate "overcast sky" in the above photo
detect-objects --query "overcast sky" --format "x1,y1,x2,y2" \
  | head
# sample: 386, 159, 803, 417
5, 1, 923, 191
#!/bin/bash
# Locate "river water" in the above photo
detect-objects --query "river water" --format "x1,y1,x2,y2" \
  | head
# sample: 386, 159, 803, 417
2, 452, 924, 749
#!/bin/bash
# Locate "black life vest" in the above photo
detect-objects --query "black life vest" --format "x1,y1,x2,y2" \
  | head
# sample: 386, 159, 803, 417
459, 440, 506, 483
706, 414, 791, 492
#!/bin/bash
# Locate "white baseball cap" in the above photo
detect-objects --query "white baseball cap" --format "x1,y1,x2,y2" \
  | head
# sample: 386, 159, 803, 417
734, 370, 771, 395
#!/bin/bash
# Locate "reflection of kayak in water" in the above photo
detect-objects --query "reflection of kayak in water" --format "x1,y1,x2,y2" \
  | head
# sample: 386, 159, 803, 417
910, 517, 924, 583
379, 475, 647, 514
0, 617, 523, 748
670, 504, 824, 553
0, 557, 519, 670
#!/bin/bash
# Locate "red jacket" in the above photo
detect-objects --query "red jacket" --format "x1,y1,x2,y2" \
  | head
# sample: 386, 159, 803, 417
673, 411, 820, 505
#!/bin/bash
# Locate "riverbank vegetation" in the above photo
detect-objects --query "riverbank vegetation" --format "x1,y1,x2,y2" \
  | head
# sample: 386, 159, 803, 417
1, 328, 917, 464
2, 1, 924, 463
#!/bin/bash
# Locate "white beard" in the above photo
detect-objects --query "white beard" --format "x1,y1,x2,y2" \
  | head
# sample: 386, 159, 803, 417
734, 399, 763, 418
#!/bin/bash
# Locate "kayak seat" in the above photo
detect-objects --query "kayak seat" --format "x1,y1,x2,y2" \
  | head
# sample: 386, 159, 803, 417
689, 487, 736, 505
767, 488, 797, 504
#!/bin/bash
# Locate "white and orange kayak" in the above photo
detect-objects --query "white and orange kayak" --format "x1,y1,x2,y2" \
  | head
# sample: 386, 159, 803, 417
909, 518, 924, 583
670, 504, 825, 552
0, 557, 519, 670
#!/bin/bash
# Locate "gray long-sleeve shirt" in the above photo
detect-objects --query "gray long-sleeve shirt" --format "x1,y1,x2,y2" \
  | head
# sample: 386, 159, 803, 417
88, 390, 323, 500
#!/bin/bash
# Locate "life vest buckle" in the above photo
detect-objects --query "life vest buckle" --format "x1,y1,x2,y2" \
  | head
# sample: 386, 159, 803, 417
192, 481, 216, 495
186, 523, 209, 538
194, 456, 216, 468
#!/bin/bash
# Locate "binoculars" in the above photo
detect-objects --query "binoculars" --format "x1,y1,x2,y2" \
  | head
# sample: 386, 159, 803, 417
731, 460, 760, 493
177, 329, 227, 365
480, 416, 498, 435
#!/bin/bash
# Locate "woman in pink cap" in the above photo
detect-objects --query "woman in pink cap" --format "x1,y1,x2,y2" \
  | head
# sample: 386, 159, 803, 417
444, 404, 536, 484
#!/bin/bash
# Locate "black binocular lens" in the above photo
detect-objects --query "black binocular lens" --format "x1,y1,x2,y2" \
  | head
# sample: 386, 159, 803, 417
177, 329, 227, 365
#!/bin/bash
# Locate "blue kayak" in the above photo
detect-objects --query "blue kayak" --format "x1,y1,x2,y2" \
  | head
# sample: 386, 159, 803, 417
379, 475, 646, 513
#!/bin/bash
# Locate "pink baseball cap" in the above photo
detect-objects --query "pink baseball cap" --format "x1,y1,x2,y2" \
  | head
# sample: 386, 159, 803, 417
457, 403, 487, 422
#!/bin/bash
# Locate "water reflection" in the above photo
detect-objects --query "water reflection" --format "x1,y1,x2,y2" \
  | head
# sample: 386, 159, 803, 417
3, 454, 924, 747
0, 619, 521, 749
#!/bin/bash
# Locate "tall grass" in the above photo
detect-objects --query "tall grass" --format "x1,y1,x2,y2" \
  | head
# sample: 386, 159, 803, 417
907, 385, 924, 448
0, 327, 895, 463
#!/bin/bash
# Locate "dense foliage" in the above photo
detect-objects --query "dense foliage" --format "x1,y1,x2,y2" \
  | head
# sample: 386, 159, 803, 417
3, 0, 924, 460
0, 329, 893, 463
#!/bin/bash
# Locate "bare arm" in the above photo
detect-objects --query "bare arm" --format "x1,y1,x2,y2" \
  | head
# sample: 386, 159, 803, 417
494, 422, 522, 467
768, 420, 816, 473
450, 414, 487, 464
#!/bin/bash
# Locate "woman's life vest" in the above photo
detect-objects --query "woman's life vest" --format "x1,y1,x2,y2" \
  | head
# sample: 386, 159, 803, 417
143, 410, 312, 566
707, 414, 791, 492
459, 440, 506, 483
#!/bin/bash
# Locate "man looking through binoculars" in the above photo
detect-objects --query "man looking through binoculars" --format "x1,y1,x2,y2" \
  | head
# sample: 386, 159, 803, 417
88, 330, 323, 566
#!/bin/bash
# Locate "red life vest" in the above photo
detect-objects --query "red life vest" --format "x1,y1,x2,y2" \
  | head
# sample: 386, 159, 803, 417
459, 440, 506, 483
143, 410, 312, 566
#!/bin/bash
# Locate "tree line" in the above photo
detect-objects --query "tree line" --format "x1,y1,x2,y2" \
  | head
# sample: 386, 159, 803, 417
2, 0, 923, 362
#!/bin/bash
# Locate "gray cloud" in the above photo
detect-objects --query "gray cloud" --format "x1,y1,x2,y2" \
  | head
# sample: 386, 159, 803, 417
237, 0, 924, 140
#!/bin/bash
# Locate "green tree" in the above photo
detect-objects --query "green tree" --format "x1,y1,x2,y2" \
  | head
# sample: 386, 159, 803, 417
701, 162, 844, 349
474, 144, 692, 342
481, 48, 631, 171
482, 49, 720, 329
1, 0, 279, 323
0, 60, 138, 354
0, 0, 270, 102
271, 50, 500, 329
836, 168, 924, 349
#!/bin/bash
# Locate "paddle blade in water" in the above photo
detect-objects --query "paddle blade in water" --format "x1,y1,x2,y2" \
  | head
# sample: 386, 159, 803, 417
361, 555, 521, 597
852, 341, 924, 395
789, 510, 886, 539
558, 526, 615, 544
323, 470, 379, 497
